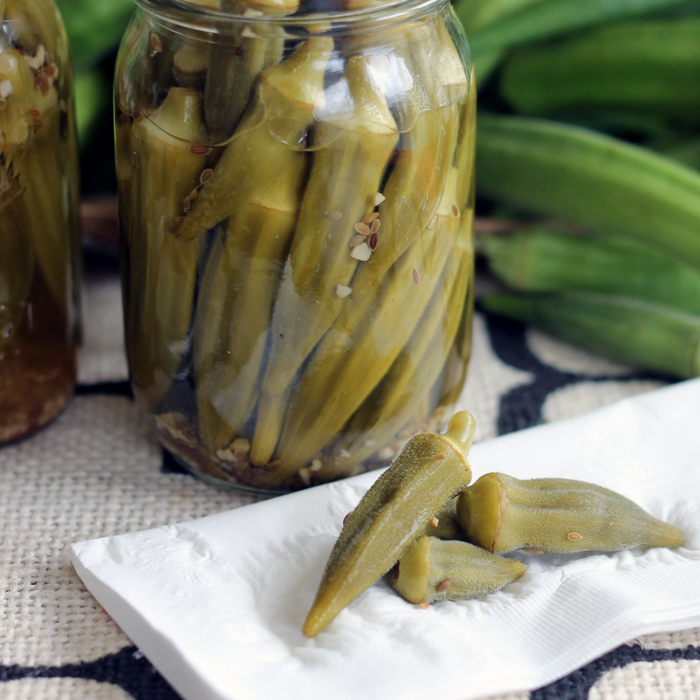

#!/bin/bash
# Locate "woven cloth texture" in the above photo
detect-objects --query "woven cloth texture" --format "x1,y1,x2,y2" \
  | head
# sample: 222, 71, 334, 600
1, 266, 698, 700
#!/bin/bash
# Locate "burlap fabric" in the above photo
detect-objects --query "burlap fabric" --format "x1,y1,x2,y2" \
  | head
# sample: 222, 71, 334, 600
1, 261, 698, 699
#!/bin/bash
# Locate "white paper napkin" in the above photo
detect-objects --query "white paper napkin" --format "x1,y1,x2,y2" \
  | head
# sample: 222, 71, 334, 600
70, 379, 700, 700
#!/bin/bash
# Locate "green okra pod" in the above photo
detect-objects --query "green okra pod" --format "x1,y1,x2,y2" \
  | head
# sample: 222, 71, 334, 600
393, 536, 526, 605
195, 157, 308, 454
122, 88, 208, 408
349, 18, 469, 300
174, 37, 333, 242
481, 228, 700, 316
468, 0, 688, 60
477, 115, 700, 270
204, 0, 296, 142
249, 54, 399, 467
269, 169, 463, 482
332, 199, 474, 477
500, 19, 700, 124
303, 411, 475, 637
457, 472, 685, 555
483, 291, 700, 379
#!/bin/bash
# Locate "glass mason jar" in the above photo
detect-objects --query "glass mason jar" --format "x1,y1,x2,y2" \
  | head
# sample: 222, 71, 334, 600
0, 0, 81, 444
115, 0, 476, 492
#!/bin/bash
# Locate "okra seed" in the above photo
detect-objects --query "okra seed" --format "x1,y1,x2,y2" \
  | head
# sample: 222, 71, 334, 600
368, 233, 378, 250
522, 548, 545, 554
190, 145, 211, 156
434, 454, 445, 460
343, 513, 351, 526
567, 532, 583, 541
430, 517, 439, 528
349, 234, 365, 248
370, 218, 381, 233
419, 602, 430, 609
149, 32, 163, 57
354, 222, 371, 236
413, 268, 420, 284
324, 209, 342, 220
436, 579, 452, 593
362, 212, 379, 225
373, 193, 386, 206
200, 169, 214, 184
336, 284, 352, 298
426, 215, 439, 231
451, 205, 459, 217
310, 459, 323, 472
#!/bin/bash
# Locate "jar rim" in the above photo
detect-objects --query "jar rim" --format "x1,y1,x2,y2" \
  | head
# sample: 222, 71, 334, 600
133, 0, 449, 30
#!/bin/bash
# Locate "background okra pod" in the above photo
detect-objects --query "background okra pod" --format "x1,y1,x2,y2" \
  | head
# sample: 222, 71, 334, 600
393, 536, 526, 604
457, 472, 685, 554
483, 292, 700, 379
303, 412, 475, 638
481, 228, 700, 315
477, 115, 700, 271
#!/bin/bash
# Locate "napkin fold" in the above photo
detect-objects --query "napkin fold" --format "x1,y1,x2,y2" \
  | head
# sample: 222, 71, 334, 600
70, 380, 700, 700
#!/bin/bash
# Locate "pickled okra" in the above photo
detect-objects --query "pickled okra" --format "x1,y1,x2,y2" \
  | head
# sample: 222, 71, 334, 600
303, 412, 476, 637
116, 3, 475, 491
393, 536, 526, 604
457, 473, 685, 554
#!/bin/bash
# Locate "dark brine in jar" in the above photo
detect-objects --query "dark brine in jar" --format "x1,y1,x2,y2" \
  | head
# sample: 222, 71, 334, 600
115, 0, 476, 492
0, 0, 80, 444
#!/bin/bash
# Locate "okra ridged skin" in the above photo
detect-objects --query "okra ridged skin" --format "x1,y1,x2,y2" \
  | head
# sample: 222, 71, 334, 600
270, 169, 463, 483
477, 115, 700, 270
250, 55, 399, 467
120, 88, 208, 409
483, 292, 700, 379
482, 229, 700, 316
303, 412, 475, 637
393, 536, 526, 604
174, 37, 333, 243
501, 19, 700, 123
194, 159, 308, 454
457, 473, 685, 555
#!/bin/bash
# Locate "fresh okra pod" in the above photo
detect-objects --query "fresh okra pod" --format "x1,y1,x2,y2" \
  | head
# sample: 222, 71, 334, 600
392, 536, 526, 605
500, 18, 700, 125
481, 228, 700, 316
483, 291, 700, 379
303, 412, 475, 637
477, 115, 700, 271
457, 472, 685, 554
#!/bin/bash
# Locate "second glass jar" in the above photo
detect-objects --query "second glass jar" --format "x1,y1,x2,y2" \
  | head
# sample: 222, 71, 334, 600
115, 0, 476, 492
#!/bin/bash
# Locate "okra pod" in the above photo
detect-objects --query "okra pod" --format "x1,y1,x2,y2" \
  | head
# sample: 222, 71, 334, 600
468, 0, 688, 58
334, 204, 474, 476
457, 472, 684, 554
303, 412, 475, 637
349, 18, 469, 299
203, 0, 297, 142
174, 37, 333, 242
269, 169, 462, 482
195, 156, 308, 453
393, 536, 526, 604
481, 228, 700, 315
483, 292, 700, 379
249, 54, 399, 467
477, 115, 700, 270
123, 88, 208, 408
501, 19, 700, 124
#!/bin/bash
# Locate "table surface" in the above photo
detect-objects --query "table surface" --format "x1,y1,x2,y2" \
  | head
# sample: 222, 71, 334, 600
1, 257, 698, 700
